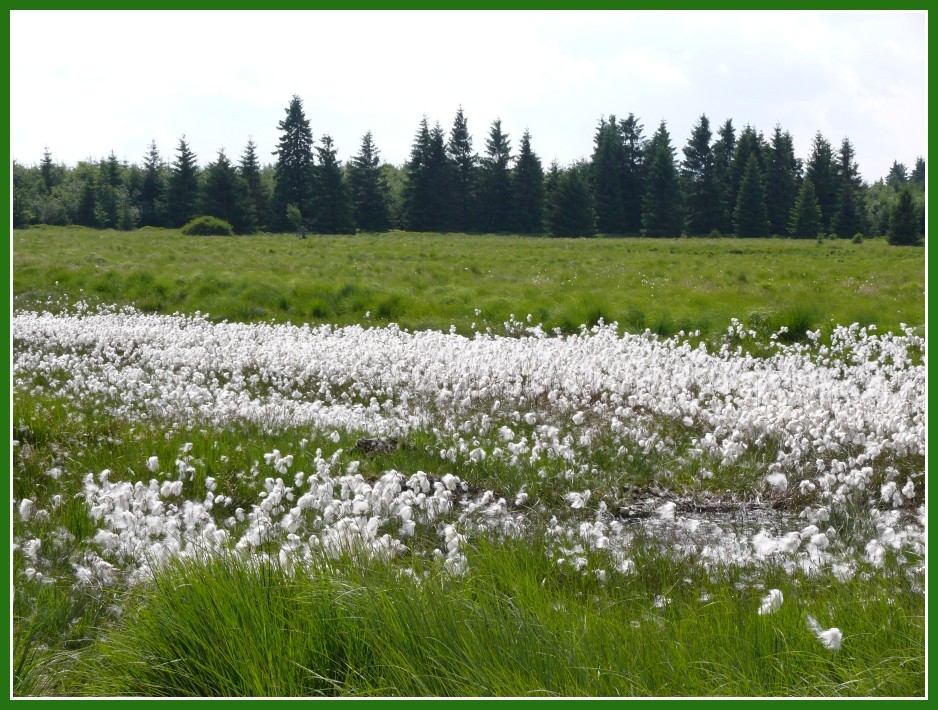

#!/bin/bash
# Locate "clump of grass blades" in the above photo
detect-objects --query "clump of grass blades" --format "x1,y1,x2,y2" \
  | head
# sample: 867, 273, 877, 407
59, 538, 923, 698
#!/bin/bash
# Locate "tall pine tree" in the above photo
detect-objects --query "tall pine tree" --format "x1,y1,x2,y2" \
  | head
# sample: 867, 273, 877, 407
831, 137, 865, 237
733, 155, 770, 237
544, 159, 561, 212
95, 151, 123, 228
40, 147, 60, 193
75, 174, 98, 228
239, 138, 269, 233
591, 115, 627, 234
272, 95, 315, 231
512, 129, 545, 234
711, 119, 736, 234
641, 121, 683, 237
312, 134, 355, 234
681, 114, 721, 235
139, 140, 165, 227
165, 136, 200, 227
202, 148, 249, 232
348, 131, 391, 232
550, 163, 595, 237
888, 188, 918, 245
404, 117, 452, 232
788, 178, 822, 238
764, 125, 800, 236
910, 157, 925, 187
479, 118, 513, 233
805, 131, 837, 233
447, 106, 478, 232
727, 125, 766, 225
886, 160, 908, 188
619, 113, 645, 234
404, 117, 432, 231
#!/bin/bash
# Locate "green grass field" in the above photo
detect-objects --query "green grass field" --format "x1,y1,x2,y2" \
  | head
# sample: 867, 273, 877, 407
13, 226, 925, 341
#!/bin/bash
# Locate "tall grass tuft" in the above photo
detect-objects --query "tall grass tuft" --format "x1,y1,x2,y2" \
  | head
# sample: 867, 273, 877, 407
773, 301, 823, 342
60, 539, 923, 698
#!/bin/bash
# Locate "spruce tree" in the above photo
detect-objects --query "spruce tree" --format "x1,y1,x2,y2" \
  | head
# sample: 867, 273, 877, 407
95, 151, 124, 228
165, 136, 200, 227
404, 118, 452, 232
805, 132, 837, 233
888, 188, 918, 245
886, 160, 908, 188
831, 138, 865, 237
272, 95, 315, 231
40, 147, 59, 193
764, 125, 800, 236
202, 148, 249, 232
549, 163, 595, 237
75, 175, 98, 227
12, 161, 33, 227
641, 121, 683, 237
426, 122, 453, 232
238, 138, 268, 233
728, 126, 766, 223
788, 178, 822, 238
591, 115, 627, 234
348, 131, 391, 232
544, 159, 561, 212
733, 155, 770, 237
447, 106, 478, 232
115, 186, 139, 231
910, 157, 925, 187
479, 118, 513, 233
312, 134, 355, 234
139, 140, 165, 227
681, 114, 721, 235
619, 113, 645, 233
512, 129, 545, 234
404, 116, 433, 231
711, 119, 736, 234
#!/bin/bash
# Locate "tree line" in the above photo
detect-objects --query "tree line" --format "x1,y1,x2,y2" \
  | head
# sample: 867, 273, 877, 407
12, 95, 926, 244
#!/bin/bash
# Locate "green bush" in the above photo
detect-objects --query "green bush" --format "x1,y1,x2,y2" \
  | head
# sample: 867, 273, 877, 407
181, 216, 234, 236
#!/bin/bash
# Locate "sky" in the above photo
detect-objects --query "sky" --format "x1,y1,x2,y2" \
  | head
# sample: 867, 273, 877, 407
9, 10, 928, 183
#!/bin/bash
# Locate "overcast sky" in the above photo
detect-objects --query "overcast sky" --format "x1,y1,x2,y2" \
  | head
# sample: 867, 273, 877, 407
10, 10, 927, 182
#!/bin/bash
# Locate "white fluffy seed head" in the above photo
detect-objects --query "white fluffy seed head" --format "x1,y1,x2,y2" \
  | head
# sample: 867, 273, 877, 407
758, 589, 784, 615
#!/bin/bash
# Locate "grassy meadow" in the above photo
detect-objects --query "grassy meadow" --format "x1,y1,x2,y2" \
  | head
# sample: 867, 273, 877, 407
12, 226, 925, 342
11, 226, 926, 697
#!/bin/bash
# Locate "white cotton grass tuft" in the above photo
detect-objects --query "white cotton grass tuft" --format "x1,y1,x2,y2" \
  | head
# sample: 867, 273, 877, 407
147, 456, 159, 473
563, 489, 591, 509
758, 589, 784, 615
655, 501, 676, 520
765, 472, 788, 492
18, 498, 34, 521
807, 615, 842, 651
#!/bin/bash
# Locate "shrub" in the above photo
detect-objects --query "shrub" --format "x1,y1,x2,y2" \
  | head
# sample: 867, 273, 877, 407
181, 216, 234, 236
851, 233, 864, 244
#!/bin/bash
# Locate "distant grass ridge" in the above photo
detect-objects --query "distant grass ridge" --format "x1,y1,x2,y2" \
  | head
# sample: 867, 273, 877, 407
13, 226, 924, 343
